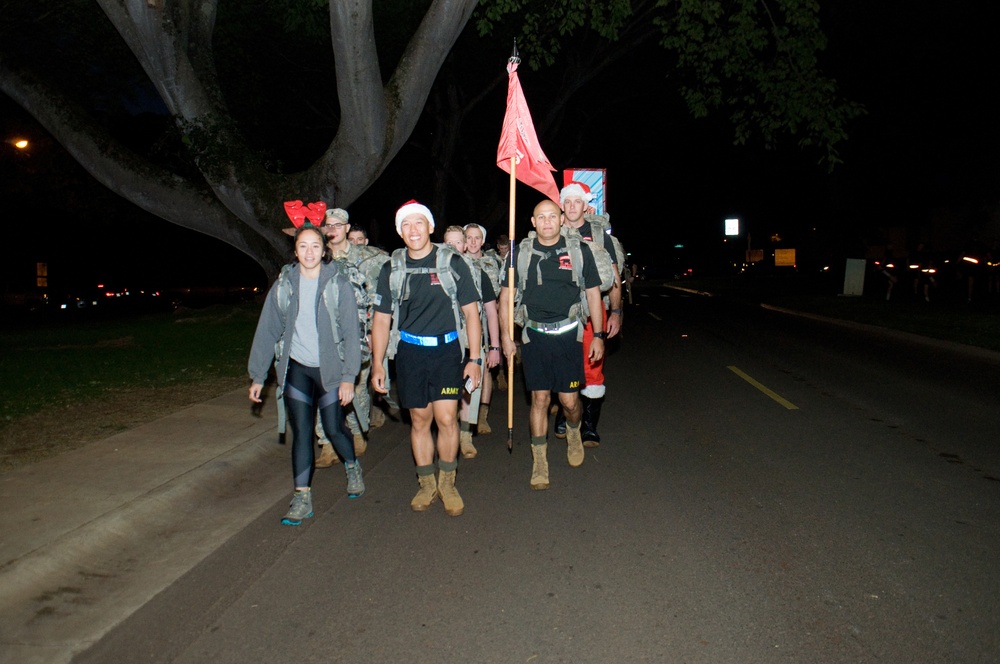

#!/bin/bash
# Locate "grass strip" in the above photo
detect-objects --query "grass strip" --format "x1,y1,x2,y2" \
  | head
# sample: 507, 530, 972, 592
0, 304, 259, 424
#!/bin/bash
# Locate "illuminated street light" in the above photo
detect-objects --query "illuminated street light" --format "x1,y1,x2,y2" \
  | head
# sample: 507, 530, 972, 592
12, 138, 29, 149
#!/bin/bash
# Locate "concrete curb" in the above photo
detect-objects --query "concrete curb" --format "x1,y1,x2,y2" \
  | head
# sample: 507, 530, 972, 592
0, 388, 288, 664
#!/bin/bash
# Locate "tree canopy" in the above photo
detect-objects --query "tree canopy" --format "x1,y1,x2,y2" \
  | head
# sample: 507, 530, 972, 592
0, 0, 861, 277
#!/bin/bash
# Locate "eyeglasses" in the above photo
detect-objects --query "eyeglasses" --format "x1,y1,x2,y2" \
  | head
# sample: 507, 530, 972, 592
323, 222, 347, 230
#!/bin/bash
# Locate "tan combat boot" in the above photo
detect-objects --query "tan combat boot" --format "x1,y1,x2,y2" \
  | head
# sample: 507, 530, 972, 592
530, 444, 550, 490
460, 430, 477, 459
411, 473, 438, 512
315, 444, 338, 468
566, 424, 584, 468
477, 404, 492, 435
437, 469, 465, 516
353, 433, 367, 457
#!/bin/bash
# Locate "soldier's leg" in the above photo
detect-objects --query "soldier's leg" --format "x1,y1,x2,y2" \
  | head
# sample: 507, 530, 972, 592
526, 389, 551, 489
581, 309, 607, 445
553, 390, 567, 439
350, 361, 372, 455
477, 369, 493, 435
458, 383, 480, 459
314, 410, 339, 468
318, 360, 372, 463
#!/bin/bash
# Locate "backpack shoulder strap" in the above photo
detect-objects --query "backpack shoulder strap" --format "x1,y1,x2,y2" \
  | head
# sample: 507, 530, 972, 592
565, 236, 584, 288
433, 244, 469, 357
275, 263, 297, 319
386, 248, 409, 358
433, 243, 461, 297
271, 265, 299, 436
515, 237, 537, 291
388, 248, 410, 302
564, 237, 591, 340
321, 271, 344, 360
584, 213, 626, 266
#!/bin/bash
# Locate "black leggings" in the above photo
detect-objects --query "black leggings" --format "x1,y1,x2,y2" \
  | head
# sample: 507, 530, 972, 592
285, 359, 354, 487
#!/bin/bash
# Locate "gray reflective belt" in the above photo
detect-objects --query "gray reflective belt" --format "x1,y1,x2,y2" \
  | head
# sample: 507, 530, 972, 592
527, 319, 578, 334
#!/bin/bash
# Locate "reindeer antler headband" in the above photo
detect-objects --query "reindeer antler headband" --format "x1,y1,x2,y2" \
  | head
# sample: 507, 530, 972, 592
282, 200, 328, 236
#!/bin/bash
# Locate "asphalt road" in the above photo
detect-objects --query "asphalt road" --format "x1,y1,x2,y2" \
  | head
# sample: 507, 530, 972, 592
76, 286, 1000, 663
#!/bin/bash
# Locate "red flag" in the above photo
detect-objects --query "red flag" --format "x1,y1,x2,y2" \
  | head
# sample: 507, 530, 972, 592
497, 58, 560, 203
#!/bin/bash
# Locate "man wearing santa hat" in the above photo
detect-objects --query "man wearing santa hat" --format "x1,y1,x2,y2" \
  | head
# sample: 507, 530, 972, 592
557, 181, 623, 447
370, 201, 482, 517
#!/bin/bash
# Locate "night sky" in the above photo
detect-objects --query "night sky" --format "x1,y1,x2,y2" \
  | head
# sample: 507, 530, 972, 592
2, 2, 998, 298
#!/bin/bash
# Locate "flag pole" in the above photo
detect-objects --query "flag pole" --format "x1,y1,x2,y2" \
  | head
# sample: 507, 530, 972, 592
497, 40, 560, 453
507, 155, 516, 453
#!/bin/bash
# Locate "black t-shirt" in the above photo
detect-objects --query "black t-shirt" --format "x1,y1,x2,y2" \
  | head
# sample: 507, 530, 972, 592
502, 237, 601, 323
374, 246, 480, 335
576, 220, 617, 265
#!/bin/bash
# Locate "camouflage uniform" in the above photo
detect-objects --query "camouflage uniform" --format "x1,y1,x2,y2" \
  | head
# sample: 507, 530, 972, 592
316, 243, 390, 442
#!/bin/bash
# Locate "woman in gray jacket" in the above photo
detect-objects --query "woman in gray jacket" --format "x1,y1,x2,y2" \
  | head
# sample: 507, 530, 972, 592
249, 220, 363, 526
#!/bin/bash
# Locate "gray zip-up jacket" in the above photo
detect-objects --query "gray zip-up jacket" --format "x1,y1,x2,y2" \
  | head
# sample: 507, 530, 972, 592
248, 261, 362, 392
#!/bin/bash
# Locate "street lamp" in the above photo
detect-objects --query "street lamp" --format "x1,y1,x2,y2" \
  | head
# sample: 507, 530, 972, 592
14, 139, 29, 149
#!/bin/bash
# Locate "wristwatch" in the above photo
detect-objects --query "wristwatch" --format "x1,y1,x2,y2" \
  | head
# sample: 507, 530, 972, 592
593, 331, 608, 340
468, 358, 483, 365
488, 346, 501, 351
610, 308, 623, 315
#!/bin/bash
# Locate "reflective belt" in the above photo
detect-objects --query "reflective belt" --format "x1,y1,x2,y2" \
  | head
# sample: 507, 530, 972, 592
527, 319, 578, 335
399, 329, 459, 347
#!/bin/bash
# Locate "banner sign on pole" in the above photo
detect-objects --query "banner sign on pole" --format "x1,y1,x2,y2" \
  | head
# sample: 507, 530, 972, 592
563, 168, 608, 215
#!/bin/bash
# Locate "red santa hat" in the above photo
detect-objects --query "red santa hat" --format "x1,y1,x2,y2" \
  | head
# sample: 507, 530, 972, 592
395, 200, 435, 235
559, 181, 593, 206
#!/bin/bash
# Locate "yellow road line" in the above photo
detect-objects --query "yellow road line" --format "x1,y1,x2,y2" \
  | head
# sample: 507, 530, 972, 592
727, 366, 799, 410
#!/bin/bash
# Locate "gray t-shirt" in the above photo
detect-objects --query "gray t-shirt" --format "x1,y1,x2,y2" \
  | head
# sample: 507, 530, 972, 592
289, 273, 320, 367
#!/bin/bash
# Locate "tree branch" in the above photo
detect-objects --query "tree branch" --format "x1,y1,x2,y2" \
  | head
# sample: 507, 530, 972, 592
96, 0, 286, 227
0, 58, 286, 274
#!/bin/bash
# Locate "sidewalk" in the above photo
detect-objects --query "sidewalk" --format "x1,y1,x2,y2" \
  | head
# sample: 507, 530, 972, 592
0, 387, 288, 664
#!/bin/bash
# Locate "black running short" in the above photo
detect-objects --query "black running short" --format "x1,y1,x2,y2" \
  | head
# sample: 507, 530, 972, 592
395, 338, 464, 409
521, 327, 584, 393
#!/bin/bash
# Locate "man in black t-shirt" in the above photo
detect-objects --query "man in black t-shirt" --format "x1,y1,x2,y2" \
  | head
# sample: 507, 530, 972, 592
371, 201, 482, 517
499, 199, 606, 491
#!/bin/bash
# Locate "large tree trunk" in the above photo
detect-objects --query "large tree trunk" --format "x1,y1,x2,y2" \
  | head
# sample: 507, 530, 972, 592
1, 0, 477, 277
